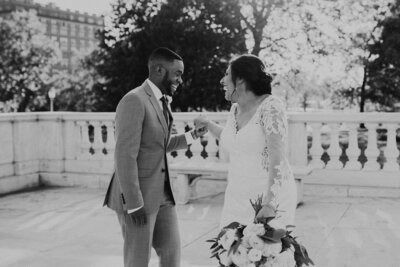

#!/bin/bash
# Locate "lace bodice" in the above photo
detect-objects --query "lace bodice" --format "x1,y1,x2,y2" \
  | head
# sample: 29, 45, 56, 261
219, 95, 296, 226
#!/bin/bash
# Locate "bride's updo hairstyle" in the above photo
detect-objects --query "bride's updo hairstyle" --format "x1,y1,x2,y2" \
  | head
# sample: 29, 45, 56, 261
230, 54, 273, 96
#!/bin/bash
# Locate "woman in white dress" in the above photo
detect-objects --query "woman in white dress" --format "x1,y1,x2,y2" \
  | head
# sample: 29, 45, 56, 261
196, 55, 297, 228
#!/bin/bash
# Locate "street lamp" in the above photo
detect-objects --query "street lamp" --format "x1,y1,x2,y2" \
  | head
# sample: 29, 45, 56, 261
48, 89, 56, 112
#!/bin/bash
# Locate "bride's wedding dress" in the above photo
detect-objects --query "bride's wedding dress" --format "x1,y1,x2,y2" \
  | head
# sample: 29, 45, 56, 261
219, 95, 297, 228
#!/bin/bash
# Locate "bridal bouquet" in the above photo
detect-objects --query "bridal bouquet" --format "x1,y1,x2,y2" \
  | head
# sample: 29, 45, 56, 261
207, 197, 314, 267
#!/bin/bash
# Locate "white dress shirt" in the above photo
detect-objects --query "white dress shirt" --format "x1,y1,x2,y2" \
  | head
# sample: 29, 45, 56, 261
128, 79, 194, 214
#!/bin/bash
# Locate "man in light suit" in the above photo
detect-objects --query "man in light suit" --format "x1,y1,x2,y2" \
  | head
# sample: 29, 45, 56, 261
103, 47, 206, 267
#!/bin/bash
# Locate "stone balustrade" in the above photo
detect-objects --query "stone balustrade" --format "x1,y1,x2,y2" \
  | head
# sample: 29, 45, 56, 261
0, 112, 399, 196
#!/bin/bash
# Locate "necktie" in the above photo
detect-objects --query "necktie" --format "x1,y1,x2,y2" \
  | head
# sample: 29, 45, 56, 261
160, 96, 170, 128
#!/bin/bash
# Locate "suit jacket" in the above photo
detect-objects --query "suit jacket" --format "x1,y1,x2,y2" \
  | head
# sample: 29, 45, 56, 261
103, 81, 188, 214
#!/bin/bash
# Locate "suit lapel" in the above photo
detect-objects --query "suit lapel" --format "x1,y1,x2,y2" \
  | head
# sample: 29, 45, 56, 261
143, 82, 169, 138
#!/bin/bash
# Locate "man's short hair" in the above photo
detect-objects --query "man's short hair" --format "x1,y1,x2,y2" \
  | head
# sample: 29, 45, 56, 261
148, 47, 182, 64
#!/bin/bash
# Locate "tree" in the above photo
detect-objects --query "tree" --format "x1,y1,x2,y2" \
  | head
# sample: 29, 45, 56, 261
367, 0, 400, 111
238, 0, 287, 56
296, 0, 394, 112
89, 0, 246, 112
49, 57, 101, 111
0, 10, 60, 112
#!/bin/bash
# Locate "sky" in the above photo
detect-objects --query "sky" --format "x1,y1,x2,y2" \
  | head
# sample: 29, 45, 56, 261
34, 0, 115, 15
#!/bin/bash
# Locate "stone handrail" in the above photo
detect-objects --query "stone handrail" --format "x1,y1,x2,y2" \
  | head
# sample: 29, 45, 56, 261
0, 112, 399, 194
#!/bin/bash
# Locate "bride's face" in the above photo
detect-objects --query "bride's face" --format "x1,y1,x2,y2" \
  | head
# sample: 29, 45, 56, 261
220, 66, 237, 102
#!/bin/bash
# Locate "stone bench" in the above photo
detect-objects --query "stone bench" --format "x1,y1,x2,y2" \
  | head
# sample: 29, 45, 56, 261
169, 160, 312, 205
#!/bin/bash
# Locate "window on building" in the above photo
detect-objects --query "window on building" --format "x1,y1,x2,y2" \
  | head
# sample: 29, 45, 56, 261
60, 22, 68, 35
51, 20, 58, 35
70, 39, 75, 50
76, 25, 82, 37
70, 23, 75, 36
60, 37, 68, 49
84, 26, 89, 37
92, 27, 99, 38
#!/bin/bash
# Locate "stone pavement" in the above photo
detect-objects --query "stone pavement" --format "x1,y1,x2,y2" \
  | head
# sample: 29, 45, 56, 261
0, 187, 399, 267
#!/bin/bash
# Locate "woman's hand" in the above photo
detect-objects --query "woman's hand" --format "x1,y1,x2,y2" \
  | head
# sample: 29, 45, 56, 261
194, 115, 209, 129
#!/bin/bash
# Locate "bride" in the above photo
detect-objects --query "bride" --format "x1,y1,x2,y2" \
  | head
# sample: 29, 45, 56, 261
196, 54, 297, 228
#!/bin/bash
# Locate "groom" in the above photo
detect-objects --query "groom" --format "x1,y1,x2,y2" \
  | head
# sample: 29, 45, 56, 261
103, 47, 206, 267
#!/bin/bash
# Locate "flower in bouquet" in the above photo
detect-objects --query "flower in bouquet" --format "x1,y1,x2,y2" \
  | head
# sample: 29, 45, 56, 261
219, 228, 237, 250
263, 248, 296, 267
247, 248, 262, 262
243, 223, 265, 237
207, 195, 314, 267
248, 234, 265, 251
231, 245, 250, 266
219, 251, 233, 266
261, 241, 282, 257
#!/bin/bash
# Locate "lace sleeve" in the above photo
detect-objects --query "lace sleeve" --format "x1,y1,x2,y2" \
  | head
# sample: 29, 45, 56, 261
260, 97, 293, 208
219, 104, 237, 162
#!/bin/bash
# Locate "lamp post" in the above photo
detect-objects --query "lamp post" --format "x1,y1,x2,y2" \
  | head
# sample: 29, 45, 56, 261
48, 89, 56, 112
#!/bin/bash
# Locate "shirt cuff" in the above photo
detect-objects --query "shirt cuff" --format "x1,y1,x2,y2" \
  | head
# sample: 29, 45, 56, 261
127, 206, 143, 214
185, 131, 195, 145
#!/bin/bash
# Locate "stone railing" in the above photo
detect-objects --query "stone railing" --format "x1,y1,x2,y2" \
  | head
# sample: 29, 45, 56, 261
0, 112, 399, 195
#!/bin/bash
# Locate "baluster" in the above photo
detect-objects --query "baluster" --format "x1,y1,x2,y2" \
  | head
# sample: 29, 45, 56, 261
92, 121, 104, 157
103, 121, 115, 159
344, 123, 362, 170
363, 123, 380, 171
326, 123, 343, 169
309, 122, 325, 169
204, 133, 219, 161
191, 133, 204, 161
383, 123, 400, 171
76, 121, 92, 159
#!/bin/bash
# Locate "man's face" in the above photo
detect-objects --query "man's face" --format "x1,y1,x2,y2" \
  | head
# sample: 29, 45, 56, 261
161, 59, 184, 96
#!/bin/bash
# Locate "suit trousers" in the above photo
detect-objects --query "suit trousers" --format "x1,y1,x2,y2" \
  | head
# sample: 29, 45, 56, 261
116, 193, 180, 267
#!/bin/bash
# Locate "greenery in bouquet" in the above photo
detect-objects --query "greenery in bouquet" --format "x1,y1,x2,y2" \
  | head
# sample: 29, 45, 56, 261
207, 196, 314, 267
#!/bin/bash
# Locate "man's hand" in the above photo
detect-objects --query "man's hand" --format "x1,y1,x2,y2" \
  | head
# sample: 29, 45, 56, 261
128, 207, 147, 226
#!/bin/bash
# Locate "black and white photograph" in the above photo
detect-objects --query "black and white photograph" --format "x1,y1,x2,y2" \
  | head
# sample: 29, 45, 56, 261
0, 0, 399, 266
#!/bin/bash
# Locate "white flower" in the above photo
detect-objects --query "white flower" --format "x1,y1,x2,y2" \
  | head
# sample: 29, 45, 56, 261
273, 248, 296, 267
263, 260, 274, 267
231, 245, 250, 266
246, 263, 256, 267
268, 219, 286, 230
247, 248, 263, 262
262, 242, 282, 257
249, 235, 265, 250
241, 235, 252, 248
243, 223, 266, 237
219, 251, 233, 266
219, 229, 237, 250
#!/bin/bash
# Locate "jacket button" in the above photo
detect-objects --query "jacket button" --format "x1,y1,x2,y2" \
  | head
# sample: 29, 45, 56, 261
161, 168, 165, 173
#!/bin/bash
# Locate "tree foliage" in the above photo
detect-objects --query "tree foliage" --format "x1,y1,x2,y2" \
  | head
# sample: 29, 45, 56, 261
50, 57, 101, 111
0, 10, 60, 112
89, 0, 247, 112
367, 0, 400, 111
238, 0, 286, 56
295, 0, 394, 111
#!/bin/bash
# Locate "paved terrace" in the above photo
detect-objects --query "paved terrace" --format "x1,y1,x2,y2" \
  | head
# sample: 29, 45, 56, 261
1, 187, 399, 267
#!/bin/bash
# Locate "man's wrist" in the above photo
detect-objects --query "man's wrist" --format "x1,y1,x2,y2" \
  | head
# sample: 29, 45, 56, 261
191, 129, 198, 139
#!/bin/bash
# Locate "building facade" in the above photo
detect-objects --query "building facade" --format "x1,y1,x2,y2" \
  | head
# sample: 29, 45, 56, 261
0, 0, 104, 72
